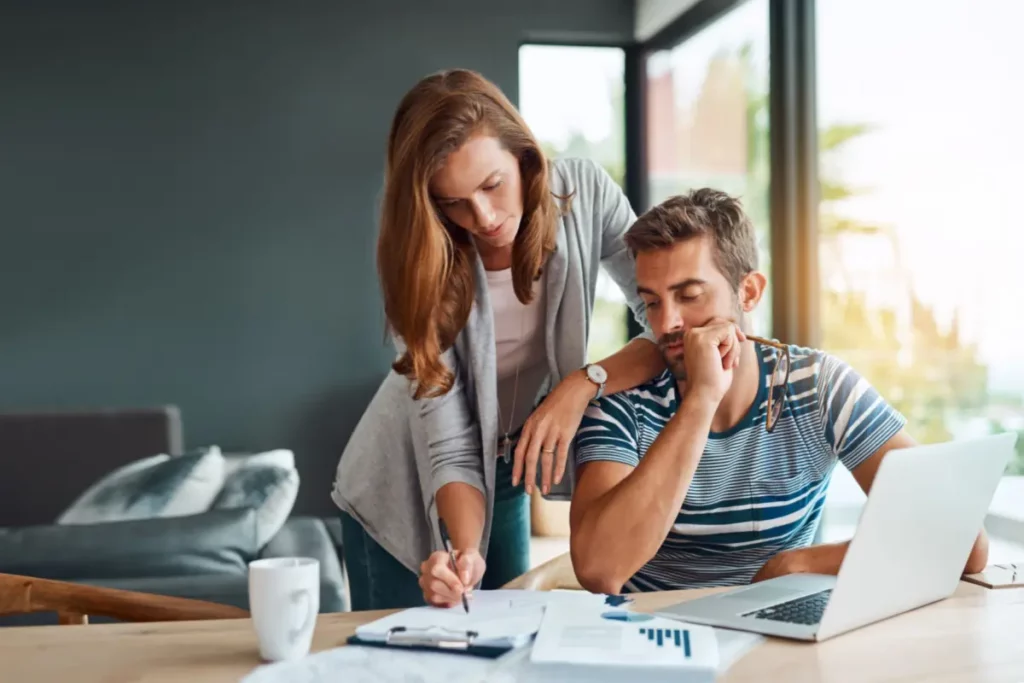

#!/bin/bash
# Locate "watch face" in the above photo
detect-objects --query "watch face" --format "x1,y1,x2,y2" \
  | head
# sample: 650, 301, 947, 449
588, 364, 608, 383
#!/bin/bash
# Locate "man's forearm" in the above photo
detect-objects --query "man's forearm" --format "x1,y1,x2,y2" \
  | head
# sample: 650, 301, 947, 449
752, 541, 851, 583
572, 394, 717, 593
754, 527, 991, 583
435, 482, 485, 551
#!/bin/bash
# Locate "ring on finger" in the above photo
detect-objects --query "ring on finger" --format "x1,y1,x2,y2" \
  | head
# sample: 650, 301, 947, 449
541, 447, 556, 454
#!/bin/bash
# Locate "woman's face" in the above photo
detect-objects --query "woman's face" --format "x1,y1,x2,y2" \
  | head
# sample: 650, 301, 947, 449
429, 134, 524, 257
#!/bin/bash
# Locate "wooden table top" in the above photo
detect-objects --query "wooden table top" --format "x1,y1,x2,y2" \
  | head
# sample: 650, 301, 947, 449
2, 581, 1023, 682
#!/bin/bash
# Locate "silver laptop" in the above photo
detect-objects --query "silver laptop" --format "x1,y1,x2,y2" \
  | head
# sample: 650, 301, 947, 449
656, 432, 1016, 642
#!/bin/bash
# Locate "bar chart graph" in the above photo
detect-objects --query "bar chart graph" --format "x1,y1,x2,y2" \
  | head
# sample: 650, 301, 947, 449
638, 627, 691, 657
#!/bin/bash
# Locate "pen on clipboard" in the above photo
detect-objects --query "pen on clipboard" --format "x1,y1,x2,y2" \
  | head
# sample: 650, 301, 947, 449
438, 518, 470, 614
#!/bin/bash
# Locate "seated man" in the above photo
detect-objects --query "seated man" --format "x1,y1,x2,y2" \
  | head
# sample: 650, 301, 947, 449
569, 189, 989, 594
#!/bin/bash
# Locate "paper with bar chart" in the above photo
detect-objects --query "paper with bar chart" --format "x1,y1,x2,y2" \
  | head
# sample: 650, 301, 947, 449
526, 598, 719, 683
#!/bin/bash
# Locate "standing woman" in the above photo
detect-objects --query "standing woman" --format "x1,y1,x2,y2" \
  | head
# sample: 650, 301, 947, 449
331, 69, 664, 611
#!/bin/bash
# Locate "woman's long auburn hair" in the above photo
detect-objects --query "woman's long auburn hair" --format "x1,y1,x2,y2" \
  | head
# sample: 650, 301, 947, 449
379, 69, 560, 400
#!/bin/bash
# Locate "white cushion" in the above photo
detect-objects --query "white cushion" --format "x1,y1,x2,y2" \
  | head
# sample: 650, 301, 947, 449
211, 452, 299, 547
222, 448, 295, 477
57, 446, 226, 525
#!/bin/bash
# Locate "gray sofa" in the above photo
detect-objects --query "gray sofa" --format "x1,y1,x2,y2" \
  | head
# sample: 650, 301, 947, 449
0, 507, 349, 626
0, 407, 349, 625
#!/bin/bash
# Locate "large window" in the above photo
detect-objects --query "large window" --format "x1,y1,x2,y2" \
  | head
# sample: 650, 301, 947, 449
519, 0, 1024, 566
816, 0, 1024, 559
519, 45, 630, 364
643, 0, 772, 335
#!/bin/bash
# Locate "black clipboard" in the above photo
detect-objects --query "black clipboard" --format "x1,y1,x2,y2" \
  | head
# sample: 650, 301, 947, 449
346, 625, 529, 659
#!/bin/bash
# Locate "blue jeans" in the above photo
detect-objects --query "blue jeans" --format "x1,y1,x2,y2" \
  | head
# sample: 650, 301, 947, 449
341, 455, 530, 611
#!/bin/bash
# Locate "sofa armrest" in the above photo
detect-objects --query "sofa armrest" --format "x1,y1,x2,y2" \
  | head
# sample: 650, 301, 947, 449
260, 517, 348, 612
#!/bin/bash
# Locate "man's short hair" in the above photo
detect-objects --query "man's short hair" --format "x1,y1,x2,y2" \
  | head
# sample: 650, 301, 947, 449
624, 188, 758, 289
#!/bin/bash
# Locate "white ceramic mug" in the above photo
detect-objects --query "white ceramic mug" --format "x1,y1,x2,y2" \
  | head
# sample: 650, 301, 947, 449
248, 557, 320, 661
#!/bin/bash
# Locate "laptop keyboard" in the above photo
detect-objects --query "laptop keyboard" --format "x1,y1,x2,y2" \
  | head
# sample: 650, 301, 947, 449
742, 589, 832, 625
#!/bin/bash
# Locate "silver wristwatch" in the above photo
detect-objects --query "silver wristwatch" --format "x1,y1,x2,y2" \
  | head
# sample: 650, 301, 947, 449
584, 363, 608, 400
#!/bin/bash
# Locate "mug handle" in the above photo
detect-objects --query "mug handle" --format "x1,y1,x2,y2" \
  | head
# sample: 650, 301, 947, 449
287, 589, 316, 644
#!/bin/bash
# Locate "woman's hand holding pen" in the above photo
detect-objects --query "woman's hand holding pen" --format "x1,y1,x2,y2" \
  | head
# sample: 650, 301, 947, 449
418, 548, 486, 608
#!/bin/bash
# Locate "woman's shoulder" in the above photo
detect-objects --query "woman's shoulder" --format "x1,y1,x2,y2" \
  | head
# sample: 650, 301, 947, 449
547, 156, 610, 197
547, 157, 622, 231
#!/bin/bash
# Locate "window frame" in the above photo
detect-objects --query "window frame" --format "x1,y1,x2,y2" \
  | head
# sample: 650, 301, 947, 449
628, 0, 819, 344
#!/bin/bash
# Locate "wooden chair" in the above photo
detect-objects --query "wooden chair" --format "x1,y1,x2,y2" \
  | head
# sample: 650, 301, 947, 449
501, 552, 583, 592
0, 572, 249, 625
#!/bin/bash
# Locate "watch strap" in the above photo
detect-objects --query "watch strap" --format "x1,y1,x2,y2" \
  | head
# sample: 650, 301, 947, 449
585, 364, 606, 400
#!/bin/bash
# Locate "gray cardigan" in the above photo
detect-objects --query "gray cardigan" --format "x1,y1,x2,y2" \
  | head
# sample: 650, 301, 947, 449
331, 157, 654, 574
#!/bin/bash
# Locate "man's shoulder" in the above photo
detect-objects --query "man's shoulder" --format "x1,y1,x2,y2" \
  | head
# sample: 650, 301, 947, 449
601, 369, 676, 407
773, 343, 854, 380
756, 343, 866, 417
776, 342, 899, 430
576, 370, 675, 462
580, 369, 675, 431
780, 343, 864, 383
780, 342, 826, 364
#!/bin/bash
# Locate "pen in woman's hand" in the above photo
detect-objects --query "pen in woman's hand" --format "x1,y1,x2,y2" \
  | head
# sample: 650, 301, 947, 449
438, 518, 470, 613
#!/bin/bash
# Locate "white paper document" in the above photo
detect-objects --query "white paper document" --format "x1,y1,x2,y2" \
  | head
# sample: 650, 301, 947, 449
523, 594, 720, 683
354, 589, 549, 648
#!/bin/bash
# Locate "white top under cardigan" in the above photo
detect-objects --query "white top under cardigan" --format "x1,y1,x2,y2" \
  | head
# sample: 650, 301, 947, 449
331, 158, 656, 574
486, 267, 549, 446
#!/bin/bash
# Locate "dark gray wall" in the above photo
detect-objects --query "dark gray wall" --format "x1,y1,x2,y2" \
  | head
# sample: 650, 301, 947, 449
0, 1, 633, 517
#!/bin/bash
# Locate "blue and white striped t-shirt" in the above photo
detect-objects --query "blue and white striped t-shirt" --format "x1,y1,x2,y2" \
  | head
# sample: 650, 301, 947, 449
574, 343, 906, 592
